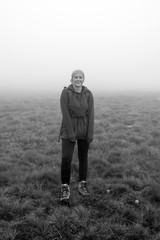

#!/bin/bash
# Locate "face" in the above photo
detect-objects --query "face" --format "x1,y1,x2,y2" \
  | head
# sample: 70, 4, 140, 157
71, 73, 84, 88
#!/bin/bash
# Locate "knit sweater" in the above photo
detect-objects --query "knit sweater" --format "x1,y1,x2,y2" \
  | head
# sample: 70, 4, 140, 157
60, 84, 94, 142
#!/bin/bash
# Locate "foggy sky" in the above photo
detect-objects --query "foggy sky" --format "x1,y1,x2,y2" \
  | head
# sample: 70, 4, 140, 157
1, 0, 160, 93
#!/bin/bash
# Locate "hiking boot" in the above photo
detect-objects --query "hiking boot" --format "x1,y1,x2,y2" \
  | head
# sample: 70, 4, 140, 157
60, 184, 70, 202
78, 181, 90, 196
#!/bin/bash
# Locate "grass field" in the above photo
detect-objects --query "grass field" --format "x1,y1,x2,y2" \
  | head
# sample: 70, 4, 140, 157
0, 91, 160, 240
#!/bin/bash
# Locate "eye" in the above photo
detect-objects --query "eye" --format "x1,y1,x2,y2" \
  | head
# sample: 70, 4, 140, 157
79, 76, 83, 79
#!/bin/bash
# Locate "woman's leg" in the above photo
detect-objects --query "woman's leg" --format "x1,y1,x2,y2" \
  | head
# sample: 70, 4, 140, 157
61, 139, 75, 185
77, 139, 89, 182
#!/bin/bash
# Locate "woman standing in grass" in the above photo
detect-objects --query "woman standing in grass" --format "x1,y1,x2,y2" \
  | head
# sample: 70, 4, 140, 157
59, 69, 94, 203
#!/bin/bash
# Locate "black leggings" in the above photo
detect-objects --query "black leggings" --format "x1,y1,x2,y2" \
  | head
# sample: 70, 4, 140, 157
61, 139, 89, 184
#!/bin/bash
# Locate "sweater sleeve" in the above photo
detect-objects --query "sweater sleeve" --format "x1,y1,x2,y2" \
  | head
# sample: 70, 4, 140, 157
87, 91, 94, 142
60, 88, 76, 141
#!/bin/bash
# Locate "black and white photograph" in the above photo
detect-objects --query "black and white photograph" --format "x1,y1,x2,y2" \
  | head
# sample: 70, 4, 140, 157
0, 0, 160, 239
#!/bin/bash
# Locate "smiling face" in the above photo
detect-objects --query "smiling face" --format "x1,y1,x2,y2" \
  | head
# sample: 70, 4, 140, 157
71, 72, 84, 88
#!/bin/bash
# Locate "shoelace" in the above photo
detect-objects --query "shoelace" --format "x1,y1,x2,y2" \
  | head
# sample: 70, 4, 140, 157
81, 183, 88, 193
62, 187, 68, 196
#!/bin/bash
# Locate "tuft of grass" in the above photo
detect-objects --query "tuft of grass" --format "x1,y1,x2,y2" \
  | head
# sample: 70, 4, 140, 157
104, 164, 124, 179
142, 184, 160, 203
107, 150, 122, 164
141, 204, 160, 234
0, 172, 11, 187
125, 223, 150, 240
129, 136, 144, 145
151, 233, 160, 240
150, 130, 160, 138
47, 205, 90, 239
116, 207, 138, 226
0, 162, 11, 172
0, 194, 35, 222
23, 167, 59, 187
90, 177, 108, 196
122, 176, 144, 191
0, 226, 18, 240
15, 216, 60, 240
76, 226, 98, 240
109, 183, 132, 198
90, 158, 111, 177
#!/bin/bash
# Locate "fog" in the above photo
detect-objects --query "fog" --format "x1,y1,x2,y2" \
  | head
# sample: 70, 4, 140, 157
1, 0, 160, 95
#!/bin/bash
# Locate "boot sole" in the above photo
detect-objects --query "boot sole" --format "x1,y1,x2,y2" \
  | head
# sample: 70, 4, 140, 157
78, 190, 90, 196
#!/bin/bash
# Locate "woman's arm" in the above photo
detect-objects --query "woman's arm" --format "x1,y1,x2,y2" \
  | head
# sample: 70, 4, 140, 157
60, 88, 76, 141
87, 91, 94, 143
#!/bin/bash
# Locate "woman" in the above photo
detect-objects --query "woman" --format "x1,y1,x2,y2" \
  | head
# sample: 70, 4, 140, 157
59, 69, 94, 202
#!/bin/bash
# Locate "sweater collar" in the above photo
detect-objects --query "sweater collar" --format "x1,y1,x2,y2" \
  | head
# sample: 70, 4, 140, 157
68, 84, 88, 93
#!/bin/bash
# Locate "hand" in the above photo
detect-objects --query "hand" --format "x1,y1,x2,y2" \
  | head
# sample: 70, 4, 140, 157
70, 138, 76, 142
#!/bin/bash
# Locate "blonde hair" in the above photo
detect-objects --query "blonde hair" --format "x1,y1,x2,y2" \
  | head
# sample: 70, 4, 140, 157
71, 70, 85, 80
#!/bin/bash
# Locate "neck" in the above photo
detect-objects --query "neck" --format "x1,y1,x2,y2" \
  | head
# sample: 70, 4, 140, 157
72, 85, 82, 93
